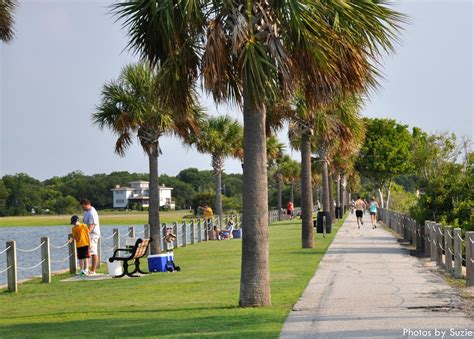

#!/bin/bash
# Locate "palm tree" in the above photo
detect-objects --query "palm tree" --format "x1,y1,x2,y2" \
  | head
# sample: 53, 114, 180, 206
112, 0, 405, 307
93, 63, 202, 254
0, 0, 16, 42
266, 135, 285, 220
188, 116, 243, 227
280, 156, 300, 208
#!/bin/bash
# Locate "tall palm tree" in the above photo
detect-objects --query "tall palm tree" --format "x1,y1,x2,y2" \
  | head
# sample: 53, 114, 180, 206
266, 135, 285, 220
112, 0, 405, 307
188, 116, 243, 227
93, 63, 202, 254
0, 0, 16, 42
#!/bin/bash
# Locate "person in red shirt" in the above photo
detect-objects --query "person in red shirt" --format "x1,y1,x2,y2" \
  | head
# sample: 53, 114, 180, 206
286, 201, 294, 219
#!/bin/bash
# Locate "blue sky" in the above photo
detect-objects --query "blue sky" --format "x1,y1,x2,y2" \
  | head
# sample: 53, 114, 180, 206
1, 0, 472, 180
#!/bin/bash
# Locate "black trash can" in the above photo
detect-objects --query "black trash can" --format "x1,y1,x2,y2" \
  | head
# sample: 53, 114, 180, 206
315, 211, 332, 233
335, 207, 343, 219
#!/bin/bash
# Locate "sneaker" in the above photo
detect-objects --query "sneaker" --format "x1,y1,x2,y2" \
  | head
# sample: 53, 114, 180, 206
79, 270, 87, 276
88, 271, 97, 276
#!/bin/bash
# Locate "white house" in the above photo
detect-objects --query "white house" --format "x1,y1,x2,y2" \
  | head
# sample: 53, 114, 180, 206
111, 181, 175, 210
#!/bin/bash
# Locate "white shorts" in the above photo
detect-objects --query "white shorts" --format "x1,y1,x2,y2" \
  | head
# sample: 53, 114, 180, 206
89, 236, 99, 256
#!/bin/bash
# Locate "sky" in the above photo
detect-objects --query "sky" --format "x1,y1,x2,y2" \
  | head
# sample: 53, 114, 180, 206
0, 0, 472, 181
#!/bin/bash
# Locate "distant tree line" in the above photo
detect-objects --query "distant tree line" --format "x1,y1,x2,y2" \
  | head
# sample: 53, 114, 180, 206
0, 168, 246, 216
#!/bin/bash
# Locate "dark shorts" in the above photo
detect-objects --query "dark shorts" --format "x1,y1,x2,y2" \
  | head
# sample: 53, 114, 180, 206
287, 209, 292, 215
77, 246, 90, 260
370, 211, 377, 216
356, 210, 363, 218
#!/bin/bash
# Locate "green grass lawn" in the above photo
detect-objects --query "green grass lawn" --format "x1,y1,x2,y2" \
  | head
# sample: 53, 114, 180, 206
0, 215, 346, 338
0, 210, 192, 227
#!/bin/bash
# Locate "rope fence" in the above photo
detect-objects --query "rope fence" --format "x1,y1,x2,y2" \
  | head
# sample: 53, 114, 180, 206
17, 242, 45, 253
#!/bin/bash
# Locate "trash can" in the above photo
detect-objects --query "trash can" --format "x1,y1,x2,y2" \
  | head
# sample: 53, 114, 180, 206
335, 207, 343, 219
316, 211, 332, 234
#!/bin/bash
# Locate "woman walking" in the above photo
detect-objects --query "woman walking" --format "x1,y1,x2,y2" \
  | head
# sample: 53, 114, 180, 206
369, 197, 379, 229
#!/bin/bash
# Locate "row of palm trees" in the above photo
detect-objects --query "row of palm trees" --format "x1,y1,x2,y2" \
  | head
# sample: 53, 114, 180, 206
103, 0, 406, 308
3, 0, 406, 308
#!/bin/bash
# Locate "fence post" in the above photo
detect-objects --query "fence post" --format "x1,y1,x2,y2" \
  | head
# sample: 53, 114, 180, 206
162, 223, 167, 252
113, 228, 119, 251
466, 232, 474, 286
416, 222, 423, 252
182, 221, 187, 247
68, 234, 77, 274
436, 224, 443, 267
430, 222, 437, 261
197, 219, 202, 242
424, 221, 431, 257
173, 222, 178, 248
6, 241, 17, 293
190, 220, 195, 245
204, 219, 209, 242
144, 224, 151, 256
97, 237, 101, 268
444, 226, 453, 274
41, 237, 51, 283
453, 228, 463, 278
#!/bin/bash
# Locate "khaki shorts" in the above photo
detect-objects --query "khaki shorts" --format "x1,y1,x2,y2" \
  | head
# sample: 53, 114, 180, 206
89, 236, 99, 256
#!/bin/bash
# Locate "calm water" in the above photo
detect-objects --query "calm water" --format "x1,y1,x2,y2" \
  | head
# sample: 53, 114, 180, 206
0, 222, 207, 286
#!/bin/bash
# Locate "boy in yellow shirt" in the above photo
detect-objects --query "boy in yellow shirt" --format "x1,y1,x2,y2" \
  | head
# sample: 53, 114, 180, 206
69, 215, 90, 276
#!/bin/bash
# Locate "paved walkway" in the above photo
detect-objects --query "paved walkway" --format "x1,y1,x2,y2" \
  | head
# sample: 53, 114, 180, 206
281, 213, 474, 338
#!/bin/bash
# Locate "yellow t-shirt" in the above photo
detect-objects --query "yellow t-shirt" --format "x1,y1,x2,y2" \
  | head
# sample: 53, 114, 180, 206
72, 223, 90, 248
204, 207, 213, 219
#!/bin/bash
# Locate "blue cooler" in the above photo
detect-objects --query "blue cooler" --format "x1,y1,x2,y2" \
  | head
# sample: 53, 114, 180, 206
148, 253, 173, 272
232, 229, 242, 239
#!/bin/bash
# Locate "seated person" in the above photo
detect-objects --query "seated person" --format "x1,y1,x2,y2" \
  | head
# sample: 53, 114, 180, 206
219, 221, 234, 240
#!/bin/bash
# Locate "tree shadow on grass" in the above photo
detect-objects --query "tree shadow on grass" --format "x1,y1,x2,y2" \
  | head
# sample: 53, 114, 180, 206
0, 313, 282, 338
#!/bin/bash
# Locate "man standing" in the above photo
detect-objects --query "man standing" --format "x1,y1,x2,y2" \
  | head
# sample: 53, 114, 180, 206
354, 196, 366, 229
199, 204, 214, 239
81, 199, 101, 275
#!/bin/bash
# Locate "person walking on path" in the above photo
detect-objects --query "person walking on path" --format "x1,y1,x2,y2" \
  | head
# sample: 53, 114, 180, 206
69, 215, 90, 276
354, 196, 366, 228
369, 197, 379, 229
81, 199, 101, 275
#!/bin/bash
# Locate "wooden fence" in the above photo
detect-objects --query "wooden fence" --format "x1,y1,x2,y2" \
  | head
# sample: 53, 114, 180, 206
379, 208, 473, 286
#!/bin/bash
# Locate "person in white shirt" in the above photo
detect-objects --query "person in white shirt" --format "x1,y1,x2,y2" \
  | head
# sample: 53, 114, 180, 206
81, 199, 101, 275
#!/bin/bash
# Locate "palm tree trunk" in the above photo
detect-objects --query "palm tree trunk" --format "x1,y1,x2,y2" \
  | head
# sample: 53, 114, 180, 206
277, 174, 282, 221
212, 154, 223, 227
328, 172, 335, 222
290, 180, 294, 203
300, 132, 314, 248
321, 159, 331, 214
239, 81, 271, 307
148, 142, 161, 254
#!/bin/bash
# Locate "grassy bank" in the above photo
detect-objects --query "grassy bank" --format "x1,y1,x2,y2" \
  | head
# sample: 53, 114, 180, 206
0, 210, 191, 227
0, 215, 346, 338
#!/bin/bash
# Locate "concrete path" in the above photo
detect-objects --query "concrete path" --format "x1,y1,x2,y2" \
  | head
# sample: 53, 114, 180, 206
281, 213, 474, 338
